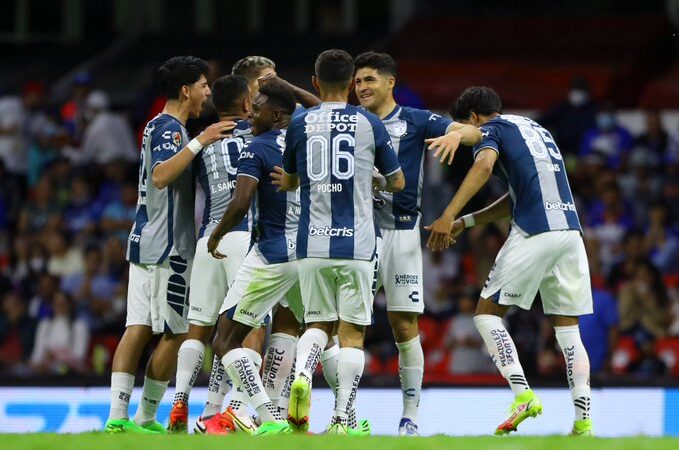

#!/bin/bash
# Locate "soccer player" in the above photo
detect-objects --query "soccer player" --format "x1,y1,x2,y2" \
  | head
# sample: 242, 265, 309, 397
426, 87, 593, 437
167, 74, 257, 433
273, 49, 405, 435
354, 51, 482, 435
105, 56, 235, 434
204, 80, 302, 435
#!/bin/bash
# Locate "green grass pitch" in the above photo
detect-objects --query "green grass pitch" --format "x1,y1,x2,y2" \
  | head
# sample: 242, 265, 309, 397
1, 434, 677, 450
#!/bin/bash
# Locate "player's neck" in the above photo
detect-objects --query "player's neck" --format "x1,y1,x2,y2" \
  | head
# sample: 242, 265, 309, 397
319, 88, 348, 103
371, 97, 398, 119
162, 100, 191, 125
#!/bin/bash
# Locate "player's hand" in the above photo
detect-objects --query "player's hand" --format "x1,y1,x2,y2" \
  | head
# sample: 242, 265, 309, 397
426, 130, 462, 165
372, 168, 387, 193
207, 232, 226, 259
271, 165, 298, 191
197, 121, 237, 147
257, 71, 280, 88
424, 215, 456, 252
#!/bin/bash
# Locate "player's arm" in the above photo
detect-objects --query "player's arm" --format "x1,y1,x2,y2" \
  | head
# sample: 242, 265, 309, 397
152, 120, 236, 189
425, 123, 483, 165
259, 73, 321, 108
207, 175, 258, 259
270, 166, 300, 191
384, 169, 405, 193
425, 148, 498, 251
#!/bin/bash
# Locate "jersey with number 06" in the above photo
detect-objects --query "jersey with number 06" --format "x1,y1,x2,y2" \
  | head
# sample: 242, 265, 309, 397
283, 102, 401, 261
197, 119, 253, 238
474, 114, 582, 236
127, 113, 196, 265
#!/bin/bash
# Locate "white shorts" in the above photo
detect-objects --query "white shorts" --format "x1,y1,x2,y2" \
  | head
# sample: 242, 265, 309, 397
377, 227, 424, 313
299, 257, 377, 326
219, 246, 303, 328
481, 228, 593, 316
126, 256, 193, 334
187, 232, 250, 326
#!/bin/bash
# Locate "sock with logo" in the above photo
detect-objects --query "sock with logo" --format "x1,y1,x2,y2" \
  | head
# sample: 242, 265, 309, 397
222, 348, 281, 423
203, 354, 232, 417
396, 335, 424, 422
228, 348, 262, 416
334, 347, 365, 421
294, 328, 328, 381
555, 325, 591, 421
133, 376, 169, 425
174, 339, 205, 405
262, 333, 297, 408
473, 314, 530, 395
277, 360, 295, 416
109, 372, 134, 420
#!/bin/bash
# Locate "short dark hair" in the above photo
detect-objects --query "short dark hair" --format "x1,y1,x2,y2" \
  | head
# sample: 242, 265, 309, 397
157, 56, 210, 99
451, 87, 503, 121
231, 56, 276, 81
315, 49, 354, 86
211, 75, 250, 114
354, 51, 397, 77
258, 80, 296, 115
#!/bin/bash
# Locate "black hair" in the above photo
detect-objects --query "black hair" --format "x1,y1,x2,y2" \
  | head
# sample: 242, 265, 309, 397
157, 56, 210, 100
258, 81, 296, 115
211, 74, 250, 114
354, 51, 397, 77
231, 56, 276, 81
451, 86, 503, 122
314, 49, 354, 86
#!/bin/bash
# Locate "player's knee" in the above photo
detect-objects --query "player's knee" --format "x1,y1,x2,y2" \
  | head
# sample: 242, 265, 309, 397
388, 312, 419, 342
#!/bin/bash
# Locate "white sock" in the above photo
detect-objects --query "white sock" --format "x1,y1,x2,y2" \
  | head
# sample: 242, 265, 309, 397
228, 348, 262, 415
109, 372, 134, 420
174, 339, 205, 404
473, 314, 530, 395
203, 354, 232, 417
555, 325, 591, 421
333, 347, 364, 423
396, 336, 424, 422
321, 344, 340, 391
277, 360, 295, 416
133, 377, 169, 425
221, 348, 281, 422
294, 328, 328, 380
262, 333, 297, 408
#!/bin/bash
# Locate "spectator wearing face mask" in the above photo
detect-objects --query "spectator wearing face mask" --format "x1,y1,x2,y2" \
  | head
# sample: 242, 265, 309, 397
580, 103, 634, 169
539, 76, 597, 155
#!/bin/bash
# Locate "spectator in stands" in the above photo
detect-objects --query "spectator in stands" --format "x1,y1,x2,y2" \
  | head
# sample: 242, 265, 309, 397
645, 202, 679, 275
79, 91, 138, 165
16, 177, 62, 235
45, 231, 84, 277
30, 290, 89, 374
100, 182, 137, 242
63, 176, 100, 240
60, 72, 92, 145
101, 236, 128, 282
619, 149, 662, 225
618, 261, 670, 341
580, 103, 634, 169
28, 273, 59, 320
0, 88, 25, 180
579, 287, 619, 374
636, 110, 668, 156
10, 237, 48, 295
444, 291, 493, 374
539, 76, 597, 155
607, 230, 646, 292
0, 291, 37, 373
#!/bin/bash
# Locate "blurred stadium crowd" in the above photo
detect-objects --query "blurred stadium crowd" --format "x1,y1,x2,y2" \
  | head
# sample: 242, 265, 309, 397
1, 68, 679, 384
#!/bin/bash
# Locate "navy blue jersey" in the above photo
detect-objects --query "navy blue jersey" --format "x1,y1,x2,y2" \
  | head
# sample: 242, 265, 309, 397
373, 106, 453, 229
474, 115, 582, 236
283, 102, 401, 260
127, 114, 195, 264
237, 129, 299, 264
197, 119, 253, 238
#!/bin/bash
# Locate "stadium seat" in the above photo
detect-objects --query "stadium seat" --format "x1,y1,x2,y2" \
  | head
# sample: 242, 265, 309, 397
611, 336, 640, 374
655, 337, 679, 377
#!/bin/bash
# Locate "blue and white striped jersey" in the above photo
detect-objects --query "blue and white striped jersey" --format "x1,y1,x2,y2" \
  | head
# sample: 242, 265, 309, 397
474, 114, 582, 236
197, 119, 253, 239
127, 114, 196, 264
283, 102, 401, 261
373, 106, 453, 229
238, 128, 300, 264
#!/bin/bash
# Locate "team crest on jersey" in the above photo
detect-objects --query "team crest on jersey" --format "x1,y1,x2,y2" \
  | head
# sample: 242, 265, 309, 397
172, 132, 182, 147
386, 120, 407, 138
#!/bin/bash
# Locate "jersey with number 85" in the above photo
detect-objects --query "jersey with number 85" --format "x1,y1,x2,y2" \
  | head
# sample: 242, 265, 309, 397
283, 102, 401, 261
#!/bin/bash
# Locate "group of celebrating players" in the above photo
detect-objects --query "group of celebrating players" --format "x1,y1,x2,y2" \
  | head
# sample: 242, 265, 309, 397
103, 48, 595, 438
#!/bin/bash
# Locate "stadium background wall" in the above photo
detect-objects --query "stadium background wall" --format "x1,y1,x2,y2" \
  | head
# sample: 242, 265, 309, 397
1, 387, 678, 436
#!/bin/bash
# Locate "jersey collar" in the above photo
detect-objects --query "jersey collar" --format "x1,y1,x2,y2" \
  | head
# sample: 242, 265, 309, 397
382, 104, 402, 121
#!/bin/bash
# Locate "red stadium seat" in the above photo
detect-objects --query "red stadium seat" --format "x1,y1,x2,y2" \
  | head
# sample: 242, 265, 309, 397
655, 338, 679, 377
611, 337, 640, 374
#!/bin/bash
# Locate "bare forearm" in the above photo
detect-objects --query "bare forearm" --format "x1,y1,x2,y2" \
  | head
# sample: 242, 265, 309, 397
441, 163, 493, 220
467, 193, 511, 226
152, 148, 196, 189
282, 80, 320, 108
455, 124, 482, 146
385, 170, 405, 193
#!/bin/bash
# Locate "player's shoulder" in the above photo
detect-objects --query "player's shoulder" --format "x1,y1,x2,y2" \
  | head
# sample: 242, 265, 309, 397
354, 105, 384, 127
233, 119, 252, 136
248, 129, 281, 151
148, 114, 184, 149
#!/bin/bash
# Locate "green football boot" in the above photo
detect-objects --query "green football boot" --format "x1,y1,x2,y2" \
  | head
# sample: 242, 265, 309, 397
104, 419, 159, 434
495, 389, 543, 435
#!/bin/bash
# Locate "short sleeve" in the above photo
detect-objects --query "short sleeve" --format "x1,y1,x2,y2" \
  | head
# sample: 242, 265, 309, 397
237, 143, 265, 181
151, 121, 184, 168
473, 123, 501, 159
373, 119, 401, 176
422, 110, 454, 139
282, 119, 299, 174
